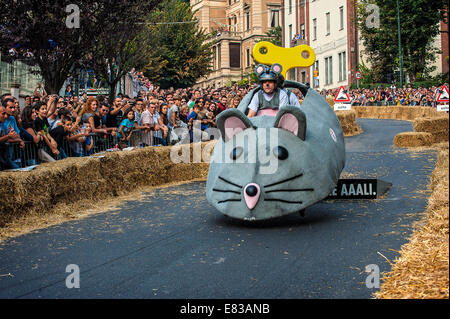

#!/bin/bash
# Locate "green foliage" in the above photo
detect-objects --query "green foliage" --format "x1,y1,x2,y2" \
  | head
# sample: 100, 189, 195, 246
143, 0, 215, 89
358, 60, 377, 85
0, 0, 160, 95
237, 78, 249, 86
255, 26, 283, 46
357, 0, 447, 82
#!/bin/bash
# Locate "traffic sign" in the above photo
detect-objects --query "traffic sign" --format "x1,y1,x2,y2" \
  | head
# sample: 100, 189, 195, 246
436, 86, 449, 103
334, 103, 352, 111
334, 86, 351, 102
437, 104, 449, 112
355, 71, 362, 80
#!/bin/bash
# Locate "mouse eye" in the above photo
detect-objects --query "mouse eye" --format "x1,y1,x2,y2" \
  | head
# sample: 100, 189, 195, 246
231, 147, 244, 160
273, 146, 288, 160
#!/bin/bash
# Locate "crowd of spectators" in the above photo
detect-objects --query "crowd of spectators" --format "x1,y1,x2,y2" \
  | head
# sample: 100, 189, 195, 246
0, 79, 448, 171
0, 83, 253, 170
320, 83, 449, 107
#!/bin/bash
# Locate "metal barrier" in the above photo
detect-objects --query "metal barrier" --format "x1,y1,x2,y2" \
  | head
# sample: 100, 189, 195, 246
0, 129, 172, 170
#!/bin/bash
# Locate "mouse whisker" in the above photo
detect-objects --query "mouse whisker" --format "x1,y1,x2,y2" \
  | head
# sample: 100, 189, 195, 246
264, 198, 303, 204
218, 176, 243, 189
264, 173, 303, 188
218, 198, 242, 204
213, 188, 241, 195
265, 188, 314, 194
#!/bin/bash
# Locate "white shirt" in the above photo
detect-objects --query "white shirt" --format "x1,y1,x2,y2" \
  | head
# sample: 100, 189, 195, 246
284, 89, 302, 108
248, 89, 289, 113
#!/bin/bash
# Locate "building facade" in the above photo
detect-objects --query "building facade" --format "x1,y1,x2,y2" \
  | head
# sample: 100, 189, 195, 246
282, 0, 449, 91
282, 0, 358, 90
191, 0, 283, 88
0, 54, 43, 98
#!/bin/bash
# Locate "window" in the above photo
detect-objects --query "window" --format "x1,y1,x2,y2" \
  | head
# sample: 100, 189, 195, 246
326, 12, 330, 35
314, 60, 319, 87
213, 46, 217, 70
329, 56, 333, 84
312, 18, 317, 41
325, 56, 333, 85
339, 6, 344, 30
338, 51, 347, 82
301, 24, 305, 40
342, 52, 346, 81
289, 0, 292, 14
289, 69, 296, 81
246, 48, 250, 68
301, 71, 306, 83
289, 24, 293, 46
218, 43, 221, 69
245, 10, 250, 31
229, 43, 241, 68
269, 9, 280, 28
229, 15, 238, 35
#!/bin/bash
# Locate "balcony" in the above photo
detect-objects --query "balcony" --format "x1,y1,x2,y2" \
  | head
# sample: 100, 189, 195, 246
214, 30, 242, 41
290, 38, 308, 47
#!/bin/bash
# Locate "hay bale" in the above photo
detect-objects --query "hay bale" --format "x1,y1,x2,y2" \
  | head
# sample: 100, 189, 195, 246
413, 116, 449, 144
336, 110, 363, 136
413, 117, 449, 133
353, 106, 444, 121
0, 142, 213, 227
376, 146, 449, 299
394, 132, 434, 147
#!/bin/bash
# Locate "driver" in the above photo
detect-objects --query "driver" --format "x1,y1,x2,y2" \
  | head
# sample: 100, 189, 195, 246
278, 74, 302, 108
247, 64, 298, 118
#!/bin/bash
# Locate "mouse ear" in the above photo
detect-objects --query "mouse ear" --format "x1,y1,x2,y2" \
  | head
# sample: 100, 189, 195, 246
255, 64, 267, 76
216, 109, 254, 141
274, 106, 307, 141
271, 63, 283, 75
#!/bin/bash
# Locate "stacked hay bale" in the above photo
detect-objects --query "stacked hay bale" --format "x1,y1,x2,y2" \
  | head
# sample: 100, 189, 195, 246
336, 110, 363, 136
325, 99, 362, 136
0, 142, 212, 227
353, 106, 442, 121
413, 117, 449, 144
375, 144, 449, 299
394, 116, 449, 147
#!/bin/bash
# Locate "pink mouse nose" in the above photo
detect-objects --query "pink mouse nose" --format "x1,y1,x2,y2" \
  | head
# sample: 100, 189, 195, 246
244, 183, 261, 210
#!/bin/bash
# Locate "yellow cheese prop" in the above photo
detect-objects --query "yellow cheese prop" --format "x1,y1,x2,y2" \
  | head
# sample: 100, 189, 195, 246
252, 41, 316, 78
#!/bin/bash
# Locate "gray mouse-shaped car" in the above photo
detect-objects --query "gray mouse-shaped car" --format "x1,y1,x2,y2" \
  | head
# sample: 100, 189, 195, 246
206, 80, 346, 220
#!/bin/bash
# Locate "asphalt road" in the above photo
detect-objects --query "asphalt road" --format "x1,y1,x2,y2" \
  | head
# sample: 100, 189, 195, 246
0, 119, 438, 299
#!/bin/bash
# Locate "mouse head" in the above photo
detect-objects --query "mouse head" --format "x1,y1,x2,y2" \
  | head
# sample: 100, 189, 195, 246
255, 64, 283, 94
207, 106, 316, 220
216, 106, 306, 142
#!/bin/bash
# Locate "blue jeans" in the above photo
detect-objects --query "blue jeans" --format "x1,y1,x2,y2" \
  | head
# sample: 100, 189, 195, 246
58, 147, 68, 160
0, 144, 20, 169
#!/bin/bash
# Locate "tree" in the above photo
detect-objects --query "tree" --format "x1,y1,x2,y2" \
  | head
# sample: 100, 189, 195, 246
86, 0, 160, 102
256, 26, 283, 47
0, 1, 98, 94
357, 0, 447, 83
0, 0, 159, 95
143, 0, 215, 89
